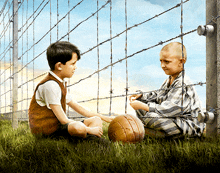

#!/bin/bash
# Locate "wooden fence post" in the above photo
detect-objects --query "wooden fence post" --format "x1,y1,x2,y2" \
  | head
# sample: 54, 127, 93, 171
206, 0, 220, 138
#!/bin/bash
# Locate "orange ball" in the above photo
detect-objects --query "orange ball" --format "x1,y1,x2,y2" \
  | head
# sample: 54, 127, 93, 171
108, 114, 145, 143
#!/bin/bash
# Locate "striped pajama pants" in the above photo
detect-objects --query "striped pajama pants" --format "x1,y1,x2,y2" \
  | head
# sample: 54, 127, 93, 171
136, 109, 182, 137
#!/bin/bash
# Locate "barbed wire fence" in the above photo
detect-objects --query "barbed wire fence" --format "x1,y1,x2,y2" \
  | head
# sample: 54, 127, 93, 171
0, 0, 219, 137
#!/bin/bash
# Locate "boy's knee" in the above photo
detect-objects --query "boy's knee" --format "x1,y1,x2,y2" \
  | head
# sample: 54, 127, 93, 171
93, 116, 102, 122
68, 122, 87, 138
91, 116, 102, 125
84, 116, 102, 127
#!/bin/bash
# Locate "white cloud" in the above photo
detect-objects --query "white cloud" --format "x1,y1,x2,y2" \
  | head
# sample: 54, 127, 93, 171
114, 0, 164, 17
141, 64, 165, 78
185, 66, 206, 83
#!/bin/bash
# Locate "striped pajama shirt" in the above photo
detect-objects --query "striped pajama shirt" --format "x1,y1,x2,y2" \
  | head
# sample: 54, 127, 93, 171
136, 72, 205, 138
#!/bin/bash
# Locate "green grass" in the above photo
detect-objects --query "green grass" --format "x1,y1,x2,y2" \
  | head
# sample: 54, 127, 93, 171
1, 120, 220, 173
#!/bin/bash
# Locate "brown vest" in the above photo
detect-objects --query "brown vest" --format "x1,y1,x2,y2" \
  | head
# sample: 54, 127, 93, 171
28, 73, 67, 135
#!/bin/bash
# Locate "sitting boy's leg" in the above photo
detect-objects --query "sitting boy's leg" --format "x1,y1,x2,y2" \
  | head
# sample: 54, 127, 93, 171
68, 117, 103, 138
68, 121, 87, 138
81, 117, 111, 145
136, 109, 148, 125
145, 128, 166, 138
83, 116, 104, 138
43, 120, 110, 145
136, 109, 181, 138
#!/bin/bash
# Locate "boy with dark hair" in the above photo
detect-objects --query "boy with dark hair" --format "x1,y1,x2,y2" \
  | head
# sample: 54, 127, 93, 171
129, 42, 205, 138
28, 41, 114, 141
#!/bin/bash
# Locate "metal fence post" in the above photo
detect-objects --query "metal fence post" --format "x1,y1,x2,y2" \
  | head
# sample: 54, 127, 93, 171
206, 0, 220, 137
217, 0, 220, 137
12, 0, 18, 129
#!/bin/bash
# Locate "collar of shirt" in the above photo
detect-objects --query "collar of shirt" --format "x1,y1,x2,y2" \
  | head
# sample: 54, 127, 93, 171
176, 70, 185, 80
167, 71, 185, 88
168, 71, 184, 81
49, 71, 67, 86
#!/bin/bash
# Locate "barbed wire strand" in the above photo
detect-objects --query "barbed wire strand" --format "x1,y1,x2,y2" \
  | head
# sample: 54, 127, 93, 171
81, 0, 190, 57
0, 0, 8, 17
97, 0, 100, 113
125, 0, 128, 114
109, 0, 113, 116
18, 72, 48, 88
20, 1, 24, 115
0, 0, 106, 82
17, 0, 51, 58
50, 0, 52, 44
0, 1, 27, 60
0, 0, 191, 76
0, 63, 13, 79
26, 0, 29, 112
8, 4, 12, 114
0, 0, 212, 120
0, 0, 83, 60
1, 81, 206, 110
68, 28, 197, 88
58, 0, 110, 41
67, 0, 71, 116
0, 0, 23, 40
17, 0, 84, 60
180, 0, 184, 115
0, 89, 12, 98
33, 0, 35, 93
0, 0, 7, 112
16, 0, 85, 61
77, 81, 206, 103
4, 9, 6, 113
57, 0, 59, 40
18, 0, 45, 34
141, 113, 198, 119
13, 0, 109, 78
0, 1, 13, 39
68, 0, 70, 41
0, 0, 23, 112
0, 1, 11, 30
0, 26, 1, 112
0, 75, 12, 86
0, 18, 11, 41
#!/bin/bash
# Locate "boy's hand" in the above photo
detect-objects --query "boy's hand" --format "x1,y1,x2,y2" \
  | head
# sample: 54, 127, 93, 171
130, 100, 149, 111
129, 94, 142, 102
87, 126, 103, 137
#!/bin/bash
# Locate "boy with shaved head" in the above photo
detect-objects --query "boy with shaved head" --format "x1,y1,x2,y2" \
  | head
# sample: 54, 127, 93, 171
129, 42, 205, 138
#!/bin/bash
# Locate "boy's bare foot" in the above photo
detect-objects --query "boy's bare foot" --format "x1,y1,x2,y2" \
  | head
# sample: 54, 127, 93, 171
86, 126, 103, 137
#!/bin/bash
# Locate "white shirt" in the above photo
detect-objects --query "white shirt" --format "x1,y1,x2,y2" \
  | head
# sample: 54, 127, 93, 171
35, 71, 72, 109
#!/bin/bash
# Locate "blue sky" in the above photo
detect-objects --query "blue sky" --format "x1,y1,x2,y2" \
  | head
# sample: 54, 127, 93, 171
70, 0, 206, 109
0, 0, 207, 113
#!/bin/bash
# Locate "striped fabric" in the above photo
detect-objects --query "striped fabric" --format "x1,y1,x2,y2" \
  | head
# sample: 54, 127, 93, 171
136, 72, 205, 138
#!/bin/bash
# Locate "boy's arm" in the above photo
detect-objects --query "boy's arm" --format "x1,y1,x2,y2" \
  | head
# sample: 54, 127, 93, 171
129, 91, 158, 104
130, 100, 149, 111
67, 100, 114, 123
50, 104, 75, 124
147, 85, 195, 117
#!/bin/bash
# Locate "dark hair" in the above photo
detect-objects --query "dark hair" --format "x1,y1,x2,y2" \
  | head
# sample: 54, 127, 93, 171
46, 41, 81, 70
